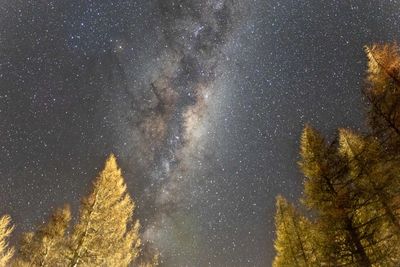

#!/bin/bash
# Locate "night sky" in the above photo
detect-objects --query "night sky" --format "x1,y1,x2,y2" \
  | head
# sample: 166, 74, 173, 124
1, 0, 400, 266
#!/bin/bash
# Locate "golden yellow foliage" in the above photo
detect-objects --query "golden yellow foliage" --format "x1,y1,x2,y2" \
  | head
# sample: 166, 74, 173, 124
365, 44, 400, 151
272, 43, 400, 267
67, 154, 141, 267
0, 215, 14, 267
273, 196, 323, 267
14, 205, 71, 267
299, 125, 329, 182
365, 44, 400, 92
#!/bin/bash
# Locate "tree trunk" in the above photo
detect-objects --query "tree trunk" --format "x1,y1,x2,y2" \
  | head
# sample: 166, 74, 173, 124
345, 218, 372, 267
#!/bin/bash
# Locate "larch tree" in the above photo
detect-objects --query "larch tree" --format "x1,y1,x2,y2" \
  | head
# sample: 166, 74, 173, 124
14, 205, 71, 267
364, 44, 400, 207
338, 129, 400, 266
273, 44, 400, 266
0, 215, 14, 267
299, 126, 373, 266
273, 195, 320, 267
66, 154, 141, 267
360, 44, 400, 263
365, 44, 400, 152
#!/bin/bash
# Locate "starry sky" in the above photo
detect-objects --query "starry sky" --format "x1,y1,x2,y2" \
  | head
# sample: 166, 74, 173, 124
1, 0, 400, 266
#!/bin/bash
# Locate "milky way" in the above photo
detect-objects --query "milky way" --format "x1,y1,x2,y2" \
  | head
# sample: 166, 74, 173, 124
107, 0, 245, 261
2, 0, 400, 266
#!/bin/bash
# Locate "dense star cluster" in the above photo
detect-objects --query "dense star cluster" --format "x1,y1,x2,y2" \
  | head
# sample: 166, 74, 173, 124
1, 0, 400, 266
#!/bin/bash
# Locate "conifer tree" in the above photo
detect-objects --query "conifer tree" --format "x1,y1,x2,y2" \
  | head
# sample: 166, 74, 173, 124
365, 44, 400, 151
273, 196, 319, 267
273, 44, 400, 267
363, 44, 400, 264
0, 215, 14, 267
66, 154, 141, 267
338, 129, 400, 265
14, 205, 71, 267
299, 126, 372, 266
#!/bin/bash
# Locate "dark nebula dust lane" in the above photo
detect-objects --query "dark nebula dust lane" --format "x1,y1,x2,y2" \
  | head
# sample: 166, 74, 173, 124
1, 0, 400, 266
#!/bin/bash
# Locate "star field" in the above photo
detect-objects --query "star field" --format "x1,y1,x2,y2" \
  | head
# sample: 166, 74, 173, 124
1, 0, 400, 266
